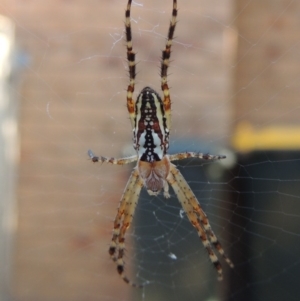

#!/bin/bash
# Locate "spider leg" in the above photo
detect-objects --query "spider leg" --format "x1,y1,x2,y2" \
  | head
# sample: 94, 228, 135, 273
161, 0, 177, 130
109, 168, 144, 287
125, 0, 136, 129
169, 152, 226, 162
109, 168, 139, 262
167, 164, 233, 280
187, 197, 234, 269
170, 165, 234, 268
88, 150, 137, 165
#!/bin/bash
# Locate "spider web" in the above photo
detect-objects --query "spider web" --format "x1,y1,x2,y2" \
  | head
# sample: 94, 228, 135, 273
1, 0, 300, 301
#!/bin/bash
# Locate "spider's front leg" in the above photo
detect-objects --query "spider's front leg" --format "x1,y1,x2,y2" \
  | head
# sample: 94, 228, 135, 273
167, 164, 234, 280
109, 168, 144, 287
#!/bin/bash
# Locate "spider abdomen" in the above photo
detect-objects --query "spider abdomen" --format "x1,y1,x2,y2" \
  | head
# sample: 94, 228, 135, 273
134, 87, 169, 162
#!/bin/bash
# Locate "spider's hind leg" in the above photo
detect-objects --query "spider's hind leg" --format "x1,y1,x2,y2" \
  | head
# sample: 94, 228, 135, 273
125, 0, 137, 128
160, 0, 178, 131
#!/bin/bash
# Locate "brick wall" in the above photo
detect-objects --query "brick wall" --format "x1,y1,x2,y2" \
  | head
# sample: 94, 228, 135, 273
233, 0, 300, 151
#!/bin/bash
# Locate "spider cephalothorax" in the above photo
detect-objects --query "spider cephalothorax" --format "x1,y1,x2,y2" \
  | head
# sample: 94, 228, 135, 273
89, 0, 233, 287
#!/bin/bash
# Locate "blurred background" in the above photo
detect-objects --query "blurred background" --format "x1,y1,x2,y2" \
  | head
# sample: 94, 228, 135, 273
0, 0, 300, 300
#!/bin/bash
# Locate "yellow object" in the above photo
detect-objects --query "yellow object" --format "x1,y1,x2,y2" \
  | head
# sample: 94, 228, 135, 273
232, 122, 300, 152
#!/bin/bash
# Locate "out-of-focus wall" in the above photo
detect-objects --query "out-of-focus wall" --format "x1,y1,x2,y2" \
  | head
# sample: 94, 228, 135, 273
0, 14, 18, 301
232, 0, 300, 152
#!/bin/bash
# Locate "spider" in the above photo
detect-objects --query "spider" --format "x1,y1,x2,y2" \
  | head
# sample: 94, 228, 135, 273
89, 0, 234, 287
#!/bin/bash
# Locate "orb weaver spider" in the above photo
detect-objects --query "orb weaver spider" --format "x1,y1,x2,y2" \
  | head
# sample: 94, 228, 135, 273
89, 0, 234, 287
